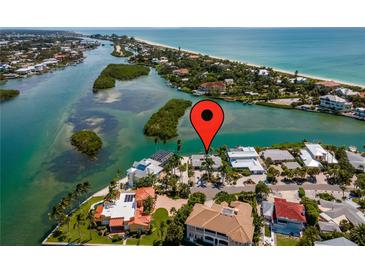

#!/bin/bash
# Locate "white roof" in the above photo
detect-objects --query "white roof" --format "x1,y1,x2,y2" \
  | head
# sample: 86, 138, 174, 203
129, 158, 163, 178
300, 149, 321, 167
191, 154, 222, 169
228, 146, 259, 159
304, 143, 338, 164
101, 192, 136, 221
230, 158, 265, 172
320, 94, 348, 103
261, 149, 294, 161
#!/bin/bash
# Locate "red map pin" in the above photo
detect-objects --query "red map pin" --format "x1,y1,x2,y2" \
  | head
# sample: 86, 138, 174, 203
190, 100, 224, 154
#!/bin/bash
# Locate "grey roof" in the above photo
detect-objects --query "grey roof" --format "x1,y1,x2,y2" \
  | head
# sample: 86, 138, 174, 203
191, 154, 222, 169
346, 151, 365, 171
315, 237, 357, 246
150, 150, 174, 165
261, 149, 295, 162
283, 161, 301, 169
318, 221, 341, 232
261, 201, 274, 218
320, 199, 365, 226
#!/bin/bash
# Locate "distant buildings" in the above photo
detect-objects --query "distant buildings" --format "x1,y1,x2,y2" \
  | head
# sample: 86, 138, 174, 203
191, 154, 222, 170
271, 198, 306, 237
127, 158, 163, 186
316, 80, 341, 88
185, 201, 254, 246
199, 81, 226, 93
300, 143, 338, 167
335, 87, 359, 97
227, 146, 265, 174
173, 68, 189, 76
258, 69, 269, 76
319, 95, 352, 112
354, 107, 365, 119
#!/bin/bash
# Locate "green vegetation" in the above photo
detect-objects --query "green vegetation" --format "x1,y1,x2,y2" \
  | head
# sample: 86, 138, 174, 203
70, 130, 102, 157
301, 197, 320, 226
164, 192, 206, 245
126, 208, 169, 246
93, 64, 149, 90
316, 192, 336, 201
298, 187, 305, 198
111, 44, 133, 57
265, 225, 271, 237
256, 101, 294, 109
144, 99, 192, 140
0, 89, 20, 102
214, 191, 236, 204
276, 234, 299, 246
47, 196, 123, 245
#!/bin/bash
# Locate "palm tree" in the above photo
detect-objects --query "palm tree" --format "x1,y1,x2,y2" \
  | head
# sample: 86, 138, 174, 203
158, 221, 166, 241
201, 155, 214, 183
176, 139, 182, 154
76, 213, 84, 241
350, 224, 365, 246
340, 184, 347, 199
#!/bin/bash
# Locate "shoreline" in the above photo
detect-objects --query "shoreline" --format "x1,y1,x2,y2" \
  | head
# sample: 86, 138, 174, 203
135, 37, 365, 89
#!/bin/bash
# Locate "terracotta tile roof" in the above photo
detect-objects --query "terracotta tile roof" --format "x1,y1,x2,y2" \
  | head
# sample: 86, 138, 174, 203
274, 198, 306, 223
135, 187, 155, 202
94, 205, 104, 220
316, 80, 341, 88
129, 208, 151, 226
185, 202, 254, 244
109, 217, 124, 227
200, 82, 225, 89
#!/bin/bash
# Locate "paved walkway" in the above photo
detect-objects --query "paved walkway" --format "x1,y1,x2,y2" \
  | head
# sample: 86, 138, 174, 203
154, 195, 187, 215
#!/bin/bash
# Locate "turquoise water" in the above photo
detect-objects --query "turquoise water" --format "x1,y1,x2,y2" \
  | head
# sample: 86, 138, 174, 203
1, 29, 365, 245
74, 28, 365, 85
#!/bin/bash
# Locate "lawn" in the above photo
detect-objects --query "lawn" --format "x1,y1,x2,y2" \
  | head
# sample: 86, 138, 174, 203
276, 234, 299, 246
126, 208, 169, 246
46, 196, 123, 245
264, 225, 271, 237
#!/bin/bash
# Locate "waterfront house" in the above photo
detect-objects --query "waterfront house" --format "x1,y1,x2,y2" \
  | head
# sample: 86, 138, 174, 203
271, 198, 306, 237
227, 146, 265, 174
319, 95, 352, 112
354, 107, 365, 119
300, 143, 338, 167
260, 149, 295, 163
316, 80, 341, 88
94, 191, 152, 233
224, 78, 234, 86
149, 150, 174, 166
335, 87, 359, 97
199, 81, 226, 94
127, 158, 163, 186
258, 69, 269, 76
185, 201, 254, 246
191, 154, 222, 170
346, 151, 365, 172
173, 68, 189, 76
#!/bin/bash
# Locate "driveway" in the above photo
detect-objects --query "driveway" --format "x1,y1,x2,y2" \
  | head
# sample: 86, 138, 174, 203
154, 195, 188, 215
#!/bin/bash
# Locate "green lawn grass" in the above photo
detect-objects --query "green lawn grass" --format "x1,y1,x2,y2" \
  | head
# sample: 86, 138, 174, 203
265, 225, 271, 237
46, 196, 123, 245
276, 234, 299, 246
126, 208, 169, 246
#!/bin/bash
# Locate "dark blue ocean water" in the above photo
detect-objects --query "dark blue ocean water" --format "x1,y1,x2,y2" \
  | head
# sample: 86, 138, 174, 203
73, 28, 365, 85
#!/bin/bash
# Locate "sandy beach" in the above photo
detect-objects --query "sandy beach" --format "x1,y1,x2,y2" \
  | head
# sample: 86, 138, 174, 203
135, 37, 365, 89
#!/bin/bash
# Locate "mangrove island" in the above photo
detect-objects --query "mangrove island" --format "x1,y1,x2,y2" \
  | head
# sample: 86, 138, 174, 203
144, 98, 192, 140
0, 89, 20, 102
70, 130, 103, 157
